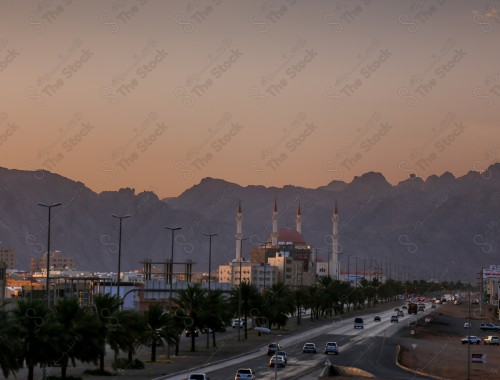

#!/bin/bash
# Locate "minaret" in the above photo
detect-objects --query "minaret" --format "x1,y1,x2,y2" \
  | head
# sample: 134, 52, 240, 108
271, 198, 278, 246
331, 201, 339, 280
296, 202, 302, 234
235, 201, 243, 261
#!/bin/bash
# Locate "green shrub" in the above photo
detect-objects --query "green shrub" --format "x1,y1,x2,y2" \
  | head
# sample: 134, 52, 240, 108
113, 358, 145, 370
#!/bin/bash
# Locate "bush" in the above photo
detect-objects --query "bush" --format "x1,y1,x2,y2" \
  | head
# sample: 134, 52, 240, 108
113, 358, 145, 370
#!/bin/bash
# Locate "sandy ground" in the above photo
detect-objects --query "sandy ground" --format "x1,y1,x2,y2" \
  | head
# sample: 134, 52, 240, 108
398, 302, 500, 379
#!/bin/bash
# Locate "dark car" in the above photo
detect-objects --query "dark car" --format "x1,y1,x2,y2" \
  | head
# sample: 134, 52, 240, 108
185, 329, 200, 337
267, 343, 281, 356
374, 316, 381, 322
354, 317, 364, 329
276, 350, 288, 363
302, 343, 317, 353
391, 315, 399, 323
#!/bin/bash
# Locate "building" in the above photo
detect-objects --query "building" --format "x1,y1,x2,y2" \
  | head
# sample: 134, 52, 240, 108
219, 199, 338, 289
218, 259, 278, 290
0, 242, 15, 269
31, 251, 76, 272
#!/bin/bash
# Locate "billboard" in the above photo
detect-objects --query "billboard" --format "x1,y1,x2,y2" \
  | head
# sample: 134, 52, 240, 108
482, 268, 500, 279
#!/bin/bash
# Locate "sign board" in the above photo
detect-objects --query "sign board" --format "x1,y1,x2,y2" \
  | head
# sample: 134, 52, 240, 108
410, 329, 416, 335
482, 269, 500, 278
471, 353, 486, 363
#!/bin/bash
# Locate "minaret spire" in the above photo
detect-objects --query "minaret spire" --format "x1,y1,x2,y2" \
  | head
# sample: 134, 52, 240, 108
271, 198, 278, 245
235, 200, 243, 261
296, 202, 302, 234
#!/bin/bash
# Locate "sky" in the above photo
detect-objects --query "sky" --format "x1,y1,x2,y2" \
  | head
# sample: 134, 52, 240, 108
1, 0, 499, 199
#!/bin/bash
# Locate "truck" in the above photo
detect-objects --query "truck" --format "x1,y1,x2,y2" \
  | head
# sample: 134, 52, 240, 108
408, 303, 418, 314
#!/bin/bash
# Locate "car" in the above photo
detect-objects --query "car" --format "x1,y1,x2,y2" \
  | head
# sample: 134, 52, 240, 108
324, 342, 339, 355
484, 336, 500, 345
185, 329, 200, 337
269, 355, 286, 367
188, 373, 210, 380
354, 317, 364, 329
464, 322, 472, 329
481, 323, 500, 331
462, 336, 481, 344
374, 316, 381, 322
234, 368, 255, 380
431, 304, 436, 308
145, 337, 163, 347
397, 310, 404, 318
394, 307, 400, 312
402, 305, 408, 310
276, 350, 288, 363
302, 342, 317, 353
267, 343, 281, 356
391, 315, 399, 323
232, 319, 246, 328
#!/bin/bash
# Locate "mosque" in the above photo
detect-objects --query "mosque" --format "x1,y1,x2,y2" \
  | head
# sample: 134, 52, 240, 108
218, 200, 340, 290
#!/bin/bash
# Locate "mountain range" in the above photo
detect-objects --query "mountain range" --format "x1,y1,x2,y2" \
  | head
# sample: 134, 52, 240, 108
1, 165, 500, 283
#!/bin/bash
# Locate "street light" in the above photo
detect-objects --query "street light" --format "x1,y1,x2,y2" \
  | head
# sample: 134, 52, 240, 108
111, 214, 131, 300
204, 232, 218, 349
237, 236, 247, 342
255, 327, 280, 380
260, 241, 271, 292
38, 202, 62, 308
164, 226, 182, 308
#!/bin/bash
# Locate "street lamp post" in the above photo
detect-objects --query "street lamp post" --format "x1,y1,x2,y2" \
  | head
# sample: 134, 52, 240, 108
237, 236, 247, 342
38, 202, 62, 308
111, 214, 131, 300
204, 233, 217, 349
260, 241, 271, 292
164, 227, 182, 308
254, 327, 280, 380
165, 226, 181, 360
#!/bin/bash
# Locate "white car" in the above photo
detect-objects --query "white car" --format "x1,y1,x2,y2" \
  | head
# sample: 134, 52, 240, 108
269, 355, 286, 367
484, 336, 500, 345
462, 336, 481, 344
234, 368, 255, 380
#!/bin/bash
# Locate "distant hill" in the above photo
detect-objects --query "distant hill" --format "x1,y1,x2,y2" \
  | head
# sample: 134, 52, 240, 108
1, 165, 500, 282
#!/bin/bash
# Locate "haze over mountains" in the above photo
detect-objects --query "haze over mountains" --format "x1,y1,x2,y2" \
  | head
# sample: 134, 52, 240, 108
1, 165, 499, 283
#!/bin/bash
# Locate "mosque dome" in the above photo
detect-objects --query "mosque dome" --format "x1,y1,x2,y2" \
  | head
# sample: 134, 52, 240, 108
270, 227, 306, 245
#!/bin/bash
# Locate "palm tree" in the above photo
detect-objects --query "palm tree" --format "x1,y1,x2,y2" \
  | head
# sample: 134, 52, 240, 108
256, 283, 292, 330
199, 289, 230, 347
108, 309, 146, 368
92, 294, 122, 372
53, 297, 101, 379
144, 304, 176, 362
14, 299, 66, 380
230, 282, 263, 339
175, 284, 207, 352
293, 287, 309, 324
0, 305, 21, 378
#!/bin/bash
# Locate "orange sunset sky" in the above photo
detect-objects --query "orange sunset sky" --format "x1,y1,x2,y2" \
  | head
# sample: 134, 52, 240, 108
0, 0, 499, 198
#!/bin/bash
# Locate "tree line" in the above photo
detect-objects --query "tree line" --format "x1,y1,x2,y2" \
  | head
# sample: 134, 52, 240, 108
0, 278, 470, 379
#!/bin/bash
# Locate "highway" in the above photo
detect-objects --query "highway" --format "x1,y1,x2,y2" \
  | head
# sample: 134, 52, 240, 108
156, 305, 438, 380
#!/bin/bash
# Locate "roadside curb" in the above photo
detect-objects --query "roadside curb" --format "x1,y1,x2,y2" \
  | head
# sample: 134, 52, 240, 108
395, 344, 446, 380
